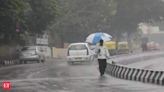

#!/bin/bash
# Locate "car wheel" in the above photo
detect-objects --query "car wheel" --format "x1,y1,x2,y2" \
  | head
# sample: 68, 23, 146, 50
41, 60, 45, 63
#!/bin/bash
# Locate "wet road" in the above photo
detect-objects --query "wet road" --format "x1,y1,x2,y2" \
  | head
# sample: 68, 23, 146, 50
0, 59, 163, 92
123, 56, 164, 73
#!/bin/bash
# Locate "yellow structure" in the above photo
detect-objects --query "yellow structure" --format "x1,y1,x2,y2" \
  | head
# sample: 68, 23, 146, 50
104, 41, 117, 55
52, 47, 67, 58
96, 41, 130, 55
117, 41, 129, 54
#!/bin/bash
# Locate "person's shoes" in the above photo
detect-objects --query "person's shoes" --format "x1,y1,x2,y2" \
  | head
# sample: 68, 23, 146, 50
99, 74, 106, 80
112, 61, 115, 64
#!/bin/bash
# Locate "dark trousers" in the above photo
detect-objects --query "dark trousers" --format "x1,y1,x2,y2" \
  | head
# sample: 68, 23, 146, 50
98, 59, 107, 75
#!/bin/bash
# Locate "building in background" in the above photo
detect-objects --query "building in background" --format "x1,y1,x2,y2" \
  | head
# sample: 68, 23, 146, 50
139, 23, 164, 49
138, 23, 160, 34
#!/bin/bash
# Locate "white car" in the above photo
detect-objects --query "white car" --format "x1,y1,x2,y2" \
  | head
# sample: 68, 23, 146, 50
19, 46, 45, 64
67, 43, 95, 64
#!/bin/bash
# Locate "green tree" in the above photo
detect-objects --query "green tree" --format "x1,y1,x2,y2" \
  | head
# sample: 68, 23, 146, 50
50, 0, 116, 47
25, 0, 58, 34
0, 0, 27, 45
111, 0, 164, 36
0, 0, 59, 45
111, 0, 164, 49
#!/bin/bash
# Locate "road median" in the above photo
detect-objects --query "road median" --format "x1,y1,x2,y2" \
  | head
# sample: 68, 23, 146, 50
107, 51, 164, 85
106, 63, 164, 85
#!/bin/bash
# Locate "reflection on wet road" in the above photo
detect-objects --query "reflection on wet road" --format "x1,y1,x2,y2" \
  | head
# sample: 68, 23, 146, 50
0, 59, 163, 92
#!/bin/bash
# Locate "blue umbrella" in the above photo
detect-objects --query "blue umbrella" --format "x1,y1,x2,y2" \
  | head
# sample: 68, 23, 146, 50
86, 32, 112, 44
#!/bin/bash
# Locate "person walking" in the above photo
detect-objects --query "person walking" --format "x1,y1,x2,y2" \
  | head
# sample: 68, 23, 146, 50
96, 39, 110, 76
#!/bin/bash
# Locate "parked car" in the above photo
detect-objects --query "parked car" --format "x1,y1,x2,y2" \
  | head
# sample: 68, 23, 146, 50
19, 46, 45, 64
67, 43, 95, 64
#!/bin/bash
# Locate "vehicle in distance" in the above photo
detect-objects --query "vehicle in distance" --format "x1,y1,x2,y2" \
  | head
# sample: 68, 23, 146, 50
147, 41, 160, 50
117, 41, 130, 54
67, 43, 95, 64
19, 46, 45, 64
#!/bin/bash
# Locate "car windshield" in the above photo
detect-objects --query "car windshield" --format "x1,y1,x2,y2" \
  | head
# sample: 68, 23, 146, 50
69, 45, 87, 50
21, 47, 36, 51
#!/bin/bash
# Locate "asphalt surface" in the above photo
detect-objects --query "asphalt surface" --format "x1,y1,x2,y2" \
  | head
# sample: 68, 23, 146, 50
0, 59, 163, 92
126, 56, 164, 71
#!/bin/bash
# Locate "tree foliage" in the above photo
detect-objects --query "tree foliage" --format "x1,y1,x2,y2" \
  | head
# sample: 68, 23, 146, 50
49, 0, 164, 47
51, 0, 116, 43
26, 0, 58, 34
0, 0, 59, 45
111, 0, 164, 35
0, 0, 26, 45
